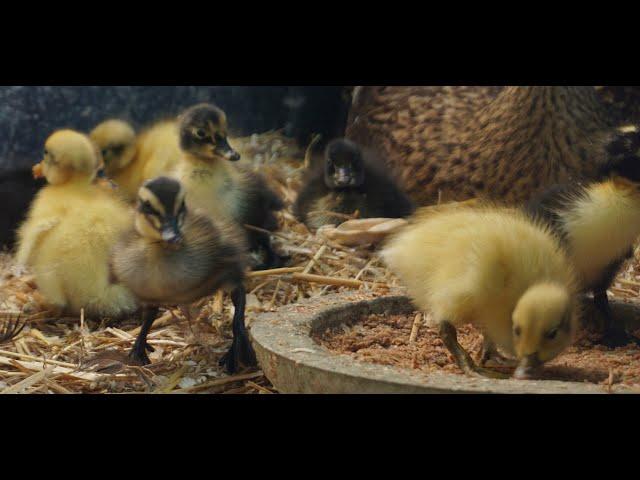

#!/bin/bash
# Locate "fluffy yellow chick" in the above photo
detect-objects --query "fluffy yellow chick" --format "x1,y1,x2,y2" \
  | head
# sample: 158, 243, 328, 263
16, 130, 138, 318
383, 206, 579, 379
526, 125, 640, 347
90, 119, 181, 202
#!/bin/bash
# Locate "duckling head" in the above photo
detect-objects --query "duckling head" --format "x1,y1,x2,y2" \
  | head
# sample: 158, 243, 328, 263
178, 103, 240, 162
34, 130, 101, 185
89, 119, 137, 175
602, 124, 640, 181
135, 176, 187, 246
324, 139, 365, 189
511, 282, 576, 380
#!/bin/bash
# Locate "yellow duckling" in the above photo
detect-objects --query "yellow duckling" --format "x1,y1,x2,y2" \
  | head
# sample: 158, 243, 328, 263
526, 125, 640, 347
90, 119, 181, 202
174, 103, 284, 269
383, 206, 579, 379
110, 177, 255, 373
16, 130, 138, 318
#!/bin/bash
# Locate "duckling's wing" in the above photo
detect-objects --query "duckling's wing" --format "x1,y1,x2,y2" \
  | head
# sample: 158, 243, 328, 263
236, 166, 284, 232
15, 218, 60, 265
237, 165, 284, 210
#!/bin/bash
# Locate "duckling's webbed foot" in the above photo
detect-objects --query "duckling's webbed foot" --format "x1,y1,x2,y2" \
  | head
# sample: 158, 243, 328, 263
219, 286, 257, 374
439, 322, 508, 379
128, 306, 159, 366
479, 337, 515, 367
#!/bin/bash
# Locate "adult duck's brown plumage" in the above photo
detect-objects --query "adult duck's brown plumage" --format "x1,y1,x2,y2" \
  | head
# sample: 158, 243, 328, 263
346, 86, 621, 206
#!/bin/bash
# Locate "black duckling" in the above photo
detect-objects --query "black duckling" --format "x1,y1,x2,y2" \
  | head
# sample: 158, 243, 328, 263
174, 103, 285, 270
526, 125, 640, 348
110, 176, 256, 373
293, 138, 414, 230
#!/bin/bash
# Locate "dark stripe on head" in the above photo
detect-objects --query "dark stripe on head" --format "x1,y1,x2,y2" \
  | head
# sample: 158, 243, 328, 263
142, 177, 183, 213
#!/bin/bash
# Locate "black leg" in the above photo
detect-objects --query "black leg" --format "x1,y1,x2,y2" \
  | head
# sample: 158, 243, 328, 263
593, 290, 612, 322
219, 285, 258, 373
128, 306, 159, 366
439, 321, 508, 379
250, 232, 288, 271
262, 240, 288, 270
593, 290, 640, 348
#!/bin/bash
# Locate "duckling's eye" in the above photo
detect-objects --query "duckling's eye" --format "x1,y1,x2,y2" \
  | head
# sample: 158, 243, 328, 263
43, 149, 49, 156
195, 129, 207, 139
514, 326, 522, 337
545, 328, 559, 340
140, 201, 156, 215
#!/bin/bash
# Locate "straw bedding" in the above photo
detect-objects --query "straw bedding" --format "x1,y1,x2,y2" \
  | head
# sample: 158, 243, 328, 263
0, 132, 397, 394
2, 131, 640, 394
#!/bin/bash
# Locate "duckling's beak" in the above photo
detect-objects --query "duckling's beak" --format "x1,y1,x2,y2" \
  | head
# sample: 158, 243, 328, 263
94, 168, 118, 189
334, 168, 353, 187
32, 162, 44, 180
161, 218, 183, 245
514, 354, 542, 380
215, 137, 241, 162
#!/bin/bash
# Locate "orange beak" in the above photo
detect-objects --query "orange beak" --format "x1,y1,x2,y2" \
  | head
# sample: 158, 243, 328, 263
32, 163, 44, 180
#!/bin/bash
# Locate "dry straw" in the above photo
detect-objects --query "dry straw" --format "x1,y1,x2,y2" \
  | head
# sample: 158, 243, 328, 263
0, 132, 400, 394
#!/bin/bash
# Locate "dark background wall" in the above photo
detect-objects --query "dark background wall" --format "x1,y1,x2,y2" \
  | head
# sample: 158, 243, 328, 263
0, 86, 349, 171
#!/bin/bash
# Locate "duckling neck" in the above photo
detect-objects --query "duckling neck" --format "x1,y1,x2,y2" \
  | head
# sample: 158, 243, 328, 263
54, 176, 96, 189
183, 154, 232, 177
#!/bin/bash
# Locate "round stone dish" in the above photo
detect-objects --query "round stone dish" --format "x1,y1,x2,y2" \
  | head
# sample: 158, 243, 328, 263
249, 289, 640, 394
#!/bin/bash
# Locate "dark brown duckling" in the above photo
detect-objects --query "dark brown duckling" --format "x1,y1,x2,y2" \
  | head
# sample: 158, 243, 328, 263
293, 139, 415, 230
110, 176, 256, 373
526, 125, 640, 348
347, 86, 618, 206
174, 103, 285, 270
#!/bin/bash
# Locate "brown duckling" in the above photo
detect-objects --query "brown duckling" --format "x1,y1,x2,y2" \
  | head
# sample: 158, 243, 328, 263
347, 86, 618, 206
110, 176, 255, 373
293, 138, 414, 230
526, 125, 640, 347
174, 103, 285, 270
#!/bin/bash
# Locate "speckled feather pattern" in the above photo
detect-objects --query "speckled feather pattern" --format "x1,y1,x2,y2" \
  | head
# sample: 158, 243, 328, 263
347, 86, 617, 205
